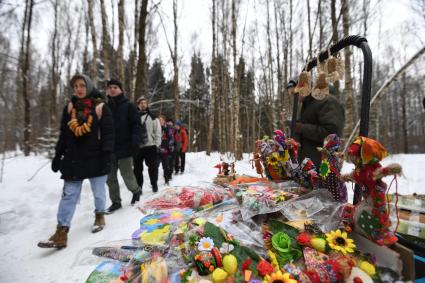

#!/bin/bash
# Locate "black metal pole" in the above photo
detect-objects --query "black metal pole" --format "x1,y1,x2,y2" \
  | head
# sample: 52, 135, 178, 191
291, 93, 299, 138
359, 41, 372, 136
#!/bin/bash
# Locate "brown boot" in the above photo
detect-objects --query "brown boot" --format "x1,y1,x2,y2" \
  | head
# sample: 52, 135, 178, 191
38, 225, 69, 249
92, 212, 105, 233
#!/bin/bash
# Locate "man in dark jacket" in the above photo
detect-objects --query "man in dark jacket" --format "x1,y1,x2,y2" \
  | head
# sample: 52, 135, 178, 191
292, 85, 345, 167
105, 79, 143, 214
133, 96, 162, 193
38, 74, 114, 249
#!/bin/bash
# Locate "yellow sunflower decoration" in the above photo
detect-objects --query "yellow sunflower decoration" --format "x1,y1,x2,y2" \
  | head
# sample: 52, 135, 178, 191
325, 230, 356, 255
262, 270, 297, 283
266, 152, 281, 167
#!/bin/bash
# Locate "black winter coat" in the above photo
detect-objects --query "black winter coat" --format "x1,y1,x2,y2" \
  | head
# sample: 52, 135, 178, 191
107, 94, 143, 159
55, 102, 114, 180
295, 95, 345, 167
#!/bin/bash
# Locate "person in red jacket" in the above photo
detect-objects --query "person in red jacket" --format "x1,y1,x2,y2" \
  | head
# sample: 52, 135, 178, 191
173, 120, 188, 174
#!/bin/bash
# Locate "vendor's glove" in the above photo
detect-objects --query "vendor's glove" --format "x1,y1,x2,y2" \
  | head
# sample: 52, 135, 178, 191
51, 155, 62, 173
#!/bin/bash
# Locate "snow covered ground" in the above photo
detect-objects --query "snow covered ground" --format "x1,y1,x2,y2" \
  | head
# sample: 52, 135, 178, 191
0, 152, 423, 282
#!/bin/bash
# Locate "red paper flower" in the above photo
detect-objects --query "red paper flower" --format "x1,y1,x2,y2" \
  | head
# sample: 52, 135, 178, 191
242, 258, 251, 271
257, 260, 274, 276
296, 232, 312, 246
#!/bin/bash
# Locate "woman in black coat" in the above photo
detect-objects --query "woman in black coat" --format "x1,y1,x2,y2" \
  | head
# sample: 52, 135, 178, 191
38, 74, 114, 249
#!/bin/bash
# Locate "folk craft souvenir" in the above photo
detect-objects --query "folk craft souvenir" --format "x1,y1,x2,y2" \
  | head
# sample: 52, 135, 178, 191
343, 136, 402, 246
293, 158, 319, 190
325, 50, 344, 83
317, 134, 348, 202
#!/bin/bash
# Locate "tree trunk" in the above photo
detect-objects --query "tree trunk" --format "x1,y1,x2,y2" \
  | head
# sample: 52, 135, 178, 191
307, 0, 312, 59
289, 0, 293, 77
330, 0, 340, 100
274, 1, 283, 122
87, 0, 98, 83
342, 0, 354, 140
21, 0, 34, 156
231, 0, 241, 160
172, 0, 180, 120
100, 0, 111, 82
117, 0, 125, 84
50, 0, 59, 129
135, 0, 148, 98
318, 0, 324, 49
266, 0, 276, 130
401, 73, 408, 153
207, 0, 217, 155
220, 0, 229, 153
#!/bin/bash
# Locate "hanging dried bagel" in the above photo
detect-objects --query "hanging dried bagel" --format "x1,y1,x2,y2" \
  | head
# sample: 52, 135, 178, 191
312, 72, 329, 100
325, 50, 344, 83
312, 52, 329, 100
294, 70, 312, 97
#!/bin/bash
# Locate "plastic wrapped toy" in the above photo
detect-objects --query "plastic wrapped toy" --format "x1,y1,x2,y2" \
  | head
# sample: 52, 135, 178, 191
293, 158, 319, 190
234, 182, 299, 221
138, 186, 232, 213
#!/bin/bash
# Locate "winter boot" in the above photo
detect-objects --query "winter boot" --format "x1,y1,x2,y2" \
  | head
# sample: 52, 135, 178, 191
105, 202, 122, 214
37, 225, 69, 249
131, 188, 142, 205
92, 212, 105, 233
152, 184, 158, 193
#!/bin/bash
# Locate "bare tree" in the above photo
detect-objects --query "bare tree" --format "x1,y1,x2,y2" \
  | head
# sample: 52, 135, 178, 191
307, 0, 313, 59
330, 0, 340, 99
99, 0, 111, 81
231, 0, 242, 159
207, 0, 217, 155
274, 0, 283, 117
49, 0, 60, 128
135, 0, 149, 98
172, 0, 180, 120
87, 0, 98, 83
19, 0, 34, 156
117, 0, 125, 83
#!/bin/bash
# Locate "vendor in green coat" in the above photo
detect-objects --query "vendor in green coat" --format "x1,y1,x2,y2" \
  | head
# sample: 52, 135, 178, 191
288, 81, 345, 167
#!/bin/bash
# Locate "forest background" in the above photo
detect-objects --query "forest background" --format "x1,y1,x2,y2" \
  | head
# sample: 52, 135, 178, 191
1, 0, 425, 160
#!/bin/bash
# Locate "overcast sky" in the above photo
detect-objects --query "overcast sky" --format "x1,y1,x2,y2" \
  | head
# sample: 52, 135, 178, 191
2, 0, 424, 83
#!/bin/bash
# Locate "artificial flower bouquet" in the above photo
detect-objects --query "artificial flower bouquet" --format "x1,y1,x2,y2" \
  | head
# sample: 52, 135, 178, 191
260, 219, 381, 283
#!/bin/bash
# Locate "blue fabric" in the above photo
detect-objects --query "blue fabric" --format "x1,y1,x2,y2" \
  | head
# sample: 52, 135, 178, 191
57, 175, 107, 227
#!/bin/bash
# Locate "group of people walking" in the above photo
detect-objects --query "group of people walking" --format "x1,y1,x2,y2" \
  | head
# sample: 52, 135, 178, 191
38, 75, 188, 249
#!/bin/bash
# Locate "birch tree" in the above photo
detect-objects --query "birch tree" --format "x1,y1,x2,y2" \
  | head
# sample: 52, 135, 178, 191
87, 0, 98, 83
207, 0, 218, 155
135, 0, 148, 98
117, 0, 125, 83
99, 0, 111, 82
19, 0, 34, 156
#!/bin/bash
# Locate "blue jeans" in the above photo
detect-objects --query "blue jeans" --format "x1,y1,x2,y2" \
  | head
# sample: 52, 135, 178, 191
57, 175, 107, 228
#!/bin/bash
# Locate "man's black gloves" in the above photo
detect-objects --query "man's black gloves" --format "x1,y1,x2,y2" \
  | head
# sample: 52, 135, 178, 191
51, 155, 61, 173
